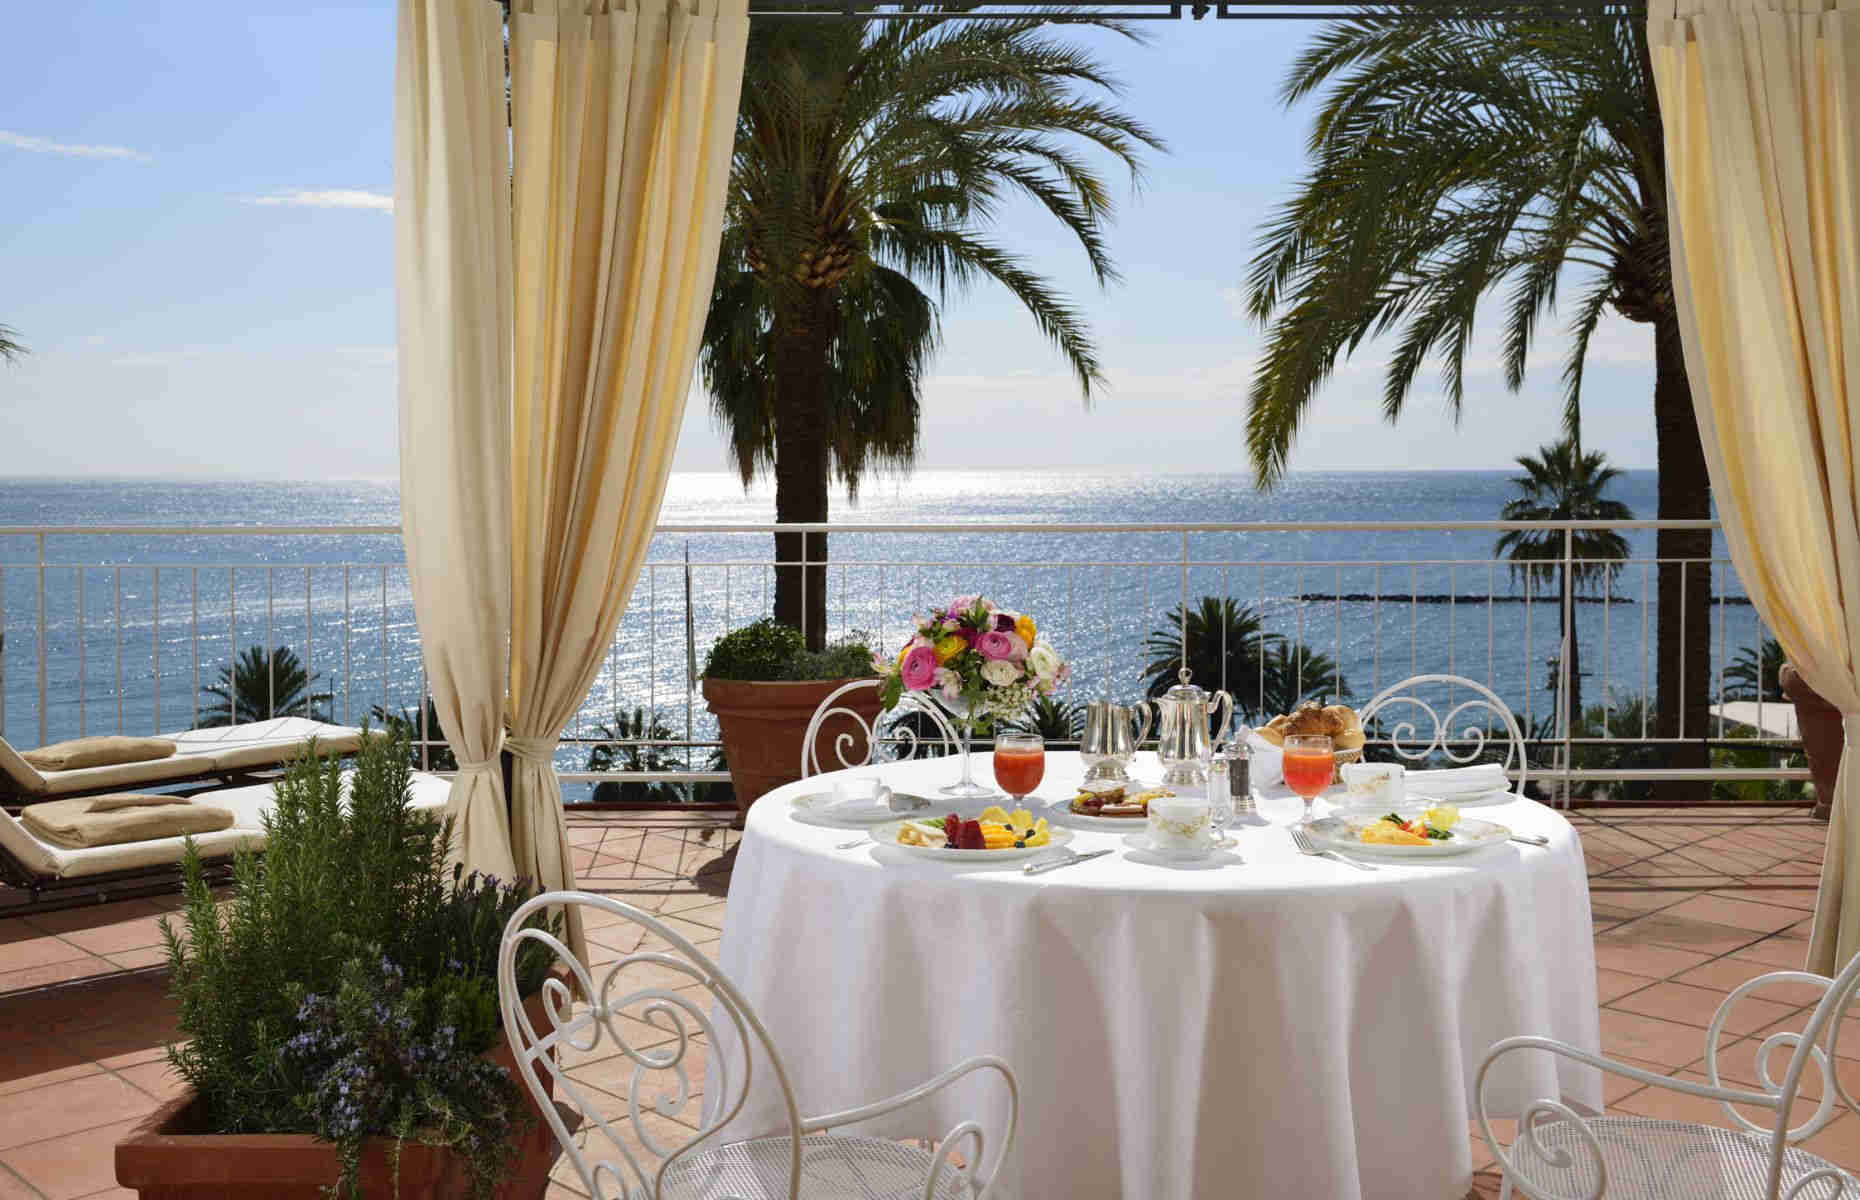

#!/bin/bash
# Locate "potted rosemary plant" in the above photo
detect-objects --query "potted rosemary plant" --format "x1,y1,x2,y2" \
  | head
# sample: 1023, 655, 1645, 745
700, 619, 879, 821
115, 733, 564, 1199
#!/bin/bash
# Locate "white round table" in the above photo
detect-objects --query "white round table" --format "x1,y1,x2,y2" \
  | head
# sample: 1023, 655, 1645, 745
708, 751, 1601, 1200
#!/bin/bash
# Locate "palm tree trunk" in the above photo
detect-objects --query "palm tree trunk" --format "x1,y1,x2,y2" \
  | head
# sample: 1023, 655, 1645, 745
1653, 314, 1713, 803
771, 289, 836, 650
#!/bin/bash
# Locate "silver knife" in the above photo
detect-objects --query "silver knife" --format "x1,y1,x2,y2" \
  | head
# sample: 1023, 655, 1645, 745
1024, 848, 1113, 875
1509, 832, 1550, 847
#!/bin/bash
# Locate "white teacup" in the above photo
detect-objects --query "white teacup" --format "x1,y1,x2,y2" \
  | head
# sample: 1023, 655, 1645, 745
830, 775, 892, 814
1146, 793, 1214, 858
1339, 761, 1404, 809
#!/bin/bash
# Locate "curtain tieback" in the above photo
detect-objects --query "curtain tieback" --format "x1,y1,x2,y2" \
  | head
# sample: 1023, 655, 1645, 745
506, 735, 559, 766
453, 731, 507, 776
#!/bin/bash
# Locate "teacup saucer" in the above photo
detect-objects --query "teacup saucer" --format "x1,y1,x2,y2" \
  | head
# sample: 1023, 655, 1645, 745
1120, 831, 1238, 862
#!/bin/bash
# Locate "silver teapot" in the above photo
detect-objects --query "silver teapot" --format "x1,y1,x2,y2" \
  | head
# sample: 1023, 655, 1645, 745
1153, 668, 1235, 789
1081, 698, 1152, 783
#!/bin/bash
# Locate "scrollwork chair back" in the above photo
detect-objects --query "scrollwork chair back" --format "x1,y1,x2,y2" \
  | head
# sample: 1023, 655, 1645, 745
802, 679, 960, 778
1477, 948, 1860, 1200
1358, 674, 1527, 793
497, 891, 805, 1200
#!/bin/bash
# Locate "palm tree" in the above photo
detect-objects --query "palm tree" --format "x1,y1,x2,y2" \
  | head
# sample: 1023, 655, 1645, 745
369, 699, 457, 771
1141, 597, 1349, 720
1011, 695, 1087, 746
700, 15, 1163, 648
197, 646, 331, 727
1724, 637, 1786, 704
1494, 438, 1633, 721
586, 709, 689, 806
1244, 10, 1713, 798
0, 325, 24, 364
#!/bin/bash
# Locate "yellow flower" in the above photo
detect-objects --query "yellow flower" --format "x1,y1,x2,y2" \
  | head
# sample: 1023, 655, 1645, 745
895, 644, 911, 673
934, 634, 967, 664
1014, 614, 1037, 643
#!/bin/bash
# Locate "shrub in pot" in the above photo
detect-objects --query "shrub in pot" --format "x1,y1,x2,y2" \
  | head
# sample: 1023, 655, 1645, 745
700, 619, 879, 821
116, 733, 562, 1199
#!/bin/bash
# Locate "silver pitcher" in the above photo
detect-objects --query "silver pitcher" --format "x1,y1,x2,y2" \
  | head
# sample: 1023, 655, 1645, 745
1080, 698, 1152, 783
1153, 668, 1235, 789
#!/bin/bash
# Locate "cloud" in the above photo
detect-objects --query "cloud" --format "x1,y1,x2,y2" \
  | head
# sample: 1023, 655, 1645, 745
241, 189, 393, 212
0, 130, 150, 162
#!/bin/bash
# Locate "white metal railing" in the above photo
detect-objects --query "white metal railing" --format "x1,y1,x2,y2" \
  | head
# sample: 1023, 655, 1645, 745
0, 519, 1809, 804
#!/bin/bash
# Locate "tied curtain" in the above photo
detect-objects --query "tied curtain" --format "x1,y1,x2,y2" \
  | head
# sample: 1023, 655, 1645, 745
1650, 0, 1860, 971
396, 0, 748, 951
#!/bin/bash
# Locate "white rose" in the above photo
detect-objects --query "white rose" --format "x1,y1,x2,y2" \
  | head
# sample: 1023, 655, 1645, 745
981, 658, 1020, 687
1026, 643, 1060, 680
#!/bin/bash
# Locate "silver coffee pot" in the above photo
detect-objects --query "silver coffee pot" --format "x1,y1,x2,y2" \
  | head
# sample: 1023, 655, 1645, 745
1153, 668, 1235, 789
1080, 698, 1152, 783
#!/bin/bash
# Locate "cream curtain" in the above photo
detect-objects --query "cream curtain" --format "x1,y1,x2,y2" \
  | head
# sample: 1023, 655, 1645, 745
503, 0, 748, 959
394, 0, 518, 883
1650, 0, 1860, 972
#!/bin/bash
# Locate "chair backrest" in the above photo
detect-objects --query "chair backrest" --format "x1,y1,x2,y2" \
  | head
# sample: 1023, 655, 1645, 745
1702, 948, 1860, 1194
1357, 674, 1528, 792
801, 680, 960, 778
498, 891, 807, 1200
0, 736, 46, 795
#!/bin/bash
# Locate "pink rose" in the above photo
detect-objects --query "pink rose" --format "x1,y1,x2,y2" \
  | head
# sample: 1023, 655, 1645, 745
1002, 631, 1028, 660
900, 645, 939, 691
976, 631, 1018, 662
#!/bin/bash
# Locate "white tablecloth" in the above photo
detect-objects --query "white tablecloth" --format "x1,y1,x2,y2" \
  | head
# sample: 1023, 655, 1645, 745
708, 752, 1600, 1200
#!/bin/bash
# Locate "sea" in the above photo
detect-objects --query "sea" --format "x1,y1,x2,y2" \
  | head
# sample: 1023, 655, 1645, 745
0, 471, 1764, 798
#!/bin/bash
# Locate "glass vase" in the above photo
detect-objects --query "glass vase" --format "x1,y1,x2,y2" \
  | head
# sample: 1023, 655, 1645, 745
935, 698, 1001, 801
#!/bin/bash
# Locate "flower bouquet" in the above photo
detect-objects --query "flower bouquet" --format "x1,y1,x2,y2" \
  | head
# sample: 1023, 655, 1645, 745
876, 595, 1070, 798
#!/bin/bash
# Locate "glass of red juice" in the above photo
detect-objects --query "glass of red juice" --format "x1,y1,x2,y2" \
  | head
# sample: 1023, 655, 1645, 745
993, 733, 1046, 802
1281, 733, 1335, 824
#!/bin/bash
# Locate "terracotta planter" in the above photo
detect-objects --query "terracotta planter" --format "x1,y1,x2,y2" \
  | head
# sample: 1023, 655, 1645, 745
116, 989, 566, 1199
702, 677, 882, 822
1781, 663, 1842, 822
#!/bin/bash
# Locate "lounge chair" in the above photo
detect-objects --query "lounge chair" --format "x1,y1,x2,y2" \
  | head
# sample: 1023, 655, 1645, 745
0, 768, 452, 916
0, 717, 380, 810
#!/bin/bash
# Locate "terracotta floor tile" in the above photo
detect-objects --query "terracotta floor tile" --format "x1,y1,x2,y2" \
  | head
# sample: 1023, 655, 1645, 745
1607, 980, 1799, 1035
1659, 893, 1812, 935
20, 901, 160, 939
0, 1073, 157, 1151
1728, 932, 1818, 970
1798, 1111, 1860, 1170
99, 947, 167, 972
0, 1165, 40, 1200
0, 928, 92, 976
53, 918, 169, 960
1591, 932, 1713, 980
111, 1060, 185, 1103
1, 1116, 144, 1200
1595, 968, 1654, 1005
0, 958, 115, 994
1709, 886, 1821, 913
1673, 957, 1831, 1006
1604, 912, 1768, 957
1598, 1009, 1714, 1069
0, 1039, 102, 1098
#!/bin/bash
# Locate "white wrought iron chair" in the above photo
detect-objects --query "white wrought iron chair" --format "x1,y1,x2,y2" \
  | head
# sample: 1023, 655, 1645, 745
800, 679, 960, 778
1358, 673, 1529, 794
1478, 950, 1860, 1199
498, 891, 1019, 1200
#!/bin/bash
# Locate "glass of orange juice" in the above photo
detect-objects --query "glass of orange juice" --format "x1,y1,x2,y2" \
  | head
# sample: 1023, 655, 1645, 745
993, 733, 1046, 802
1281, 733, 1335, 824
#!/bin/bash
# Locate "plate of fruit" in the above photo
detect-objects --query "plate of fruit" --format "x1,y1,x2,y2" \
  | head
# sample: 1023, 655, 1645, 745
873, 806, 1075, 862
1305, 804, 1509, 858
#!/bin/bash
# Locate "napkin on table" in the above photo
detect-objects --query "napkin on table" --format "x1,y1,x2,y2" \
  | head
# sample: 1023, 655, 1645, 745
1404, 763, 1509, 796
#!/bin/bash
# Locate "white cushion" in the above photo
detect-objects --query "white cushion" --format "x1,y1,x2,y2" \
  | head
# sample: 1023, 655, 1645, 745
0, 770, 453, 881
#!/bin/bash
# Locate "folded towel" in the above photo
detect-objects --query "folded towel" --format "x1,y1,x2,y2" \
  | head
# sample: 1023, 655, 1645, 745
86, 792, 192, 813
21, 735, 178, 773
20, 796, 234, 848
1405, 764, 1509, 796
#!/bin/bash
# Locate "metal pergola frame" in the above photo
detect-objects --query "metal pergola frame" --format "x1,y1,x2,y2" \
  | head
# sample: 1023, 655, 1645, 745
744, 1, 1646, 21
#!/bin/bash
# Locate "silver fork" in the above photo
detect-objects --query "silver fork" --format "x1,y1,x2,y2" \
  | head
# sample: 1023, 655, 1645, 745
1290, 824, 1377, 872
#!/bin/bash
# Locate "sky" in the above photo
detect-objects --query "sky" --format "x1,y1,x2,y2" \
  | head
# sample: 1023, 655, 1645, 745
0, 2, 1659, 484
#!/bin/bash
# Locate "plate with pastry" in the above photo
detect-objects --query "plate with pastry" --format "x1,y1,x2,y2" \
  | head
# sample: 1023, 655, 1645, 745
1304, 804, 1509, 859
1045, 780, 1176, 830
873, 807, 1075, 862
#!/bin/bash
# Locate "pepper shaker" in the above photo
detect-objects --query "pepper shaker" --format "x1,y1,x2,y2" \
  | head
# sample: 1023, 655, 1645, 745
1226, 728, 1255, 818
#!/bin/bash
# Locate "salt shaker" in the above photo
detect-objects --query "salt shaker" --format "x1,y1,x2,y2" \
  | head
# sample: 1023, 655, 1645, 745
1206, 751, 1232, 834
